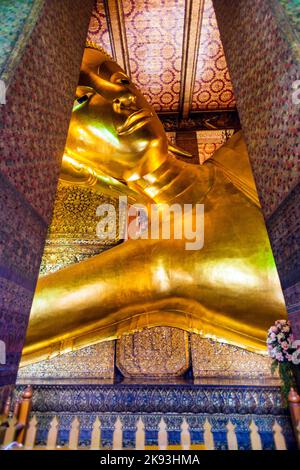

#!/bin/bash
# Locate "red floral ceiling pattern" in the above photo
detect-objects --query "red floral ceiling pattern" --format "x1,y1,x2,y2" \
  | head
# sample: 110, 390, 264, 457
123, 0, 185, 112
87, 0, 112, 56
191, 0, 236, 110
87, 0, 236, 112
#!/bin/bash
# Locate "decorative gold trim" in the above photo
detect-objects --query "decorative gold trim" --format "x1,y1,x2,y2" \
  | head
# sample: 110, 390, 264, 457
104, 0, 131, 77
179, 0, 205, 118
85, 40, 115, 62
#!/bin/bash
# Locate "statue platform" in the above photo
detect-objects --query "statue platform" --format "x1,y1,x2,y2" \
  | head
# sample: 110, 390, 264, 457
17, 329, 295, 449
15, 381, 296, 450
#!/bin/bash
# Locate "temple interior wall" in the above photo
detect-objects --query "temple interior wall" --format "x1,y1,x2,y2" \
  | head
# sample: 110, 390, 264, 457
213, 0, 300, 335
0, 0, 94, 408
0, 0, 299, 404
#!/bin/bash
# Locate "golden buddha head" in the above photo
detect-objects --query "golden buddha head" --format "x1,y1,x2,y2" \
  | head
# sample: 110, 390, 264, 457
65, 43, 168, 182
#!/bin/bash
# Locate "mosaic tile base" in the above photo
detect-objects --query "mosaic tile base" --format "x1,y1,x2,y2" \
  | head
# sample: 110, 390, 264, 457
15, 383, 286, 415
31, 411, 296, 450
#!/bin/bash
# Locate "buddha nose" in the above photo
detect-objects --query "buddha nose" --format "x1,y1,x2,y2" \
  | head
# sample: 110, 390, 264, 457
113, 94, 136, 112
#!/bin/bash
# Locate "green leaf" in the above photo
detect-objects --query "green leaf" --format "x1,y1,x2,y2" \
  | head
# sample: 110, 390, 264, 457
271, 360, 278, 375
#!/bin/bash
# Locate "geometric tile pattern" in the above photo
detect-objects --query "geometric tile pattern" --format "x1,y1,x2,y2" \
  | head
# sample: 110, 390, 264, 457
0, 0, 94, 222
192, 0, 236, 110
0, 0, 94, 409
266, 182, 300, 336
279, 0, 300, 34
213, 0, 300, 216
0, 0, 36, 76
266, 182, 300, 291
16, 383, 287, 415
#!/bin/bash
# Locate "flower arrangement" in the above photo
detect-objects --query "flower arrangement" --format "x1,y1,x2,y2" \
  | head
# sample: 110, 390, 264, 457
267, 320, 300, 400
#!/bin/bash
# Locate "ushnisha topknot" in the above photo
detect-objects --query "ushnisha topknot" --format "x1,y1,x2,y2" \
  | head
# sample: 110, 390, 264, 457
85, 40, 115, 62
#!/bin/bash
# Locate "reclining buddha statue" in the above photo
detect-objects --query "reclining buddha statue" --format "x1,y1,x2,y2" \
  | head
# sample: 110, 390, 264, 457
21, 43, 287, 366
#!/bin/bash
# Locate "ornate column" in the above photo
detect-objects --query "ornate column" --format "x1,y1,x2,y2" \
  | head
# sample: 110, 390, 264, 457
0, 0, 94, 409
213, 0, 300, 335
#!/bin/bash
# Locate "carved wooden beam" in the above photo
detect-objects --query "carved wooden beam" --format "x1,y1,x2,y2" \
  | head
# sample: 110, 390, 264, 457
104, 0, 131, 77
179, 0, 205, 118
158, 110, 240, 132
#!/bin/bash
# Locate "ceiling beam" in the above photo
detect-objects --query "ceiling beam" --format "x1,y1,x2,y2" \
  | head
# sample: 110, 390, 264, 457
104, 0, 131, 77
179, 0, 204, 118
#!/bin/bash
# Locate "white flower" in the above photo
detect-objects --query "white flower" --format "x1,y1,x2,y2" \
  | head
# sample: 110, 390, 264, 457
291, 340, 300, 365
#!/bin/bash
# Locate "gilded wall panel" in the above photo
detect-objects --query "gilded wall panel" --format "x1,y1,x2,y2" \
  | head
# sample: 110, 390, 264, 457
191, 334, 278, 381
116, 327, 190, 378
18, 330, 279, 382
40, 181, 122, 275
18, 341, 115, 380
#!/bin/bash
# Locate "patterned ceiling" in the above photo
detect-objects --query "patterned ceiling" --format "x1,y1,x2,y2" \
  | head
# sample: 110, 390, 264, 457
88, 0, 112, 56
191, 0, 235, 110
87, 0, 236, 114
123, 0, 185, 112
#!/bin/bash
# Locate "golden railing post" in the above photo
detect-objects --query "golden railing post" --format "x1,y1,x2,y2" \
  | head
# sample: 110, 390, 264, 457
0, 395, 11, 446
16, 385, 33, 444
13, 398, 21, 420
3, 395, 11, 418
288, 387, 300, 449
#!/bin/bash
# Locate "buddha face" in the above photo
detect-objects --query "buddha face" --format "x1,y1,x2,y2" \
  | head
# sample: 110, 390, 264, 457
65, 47, 168, 181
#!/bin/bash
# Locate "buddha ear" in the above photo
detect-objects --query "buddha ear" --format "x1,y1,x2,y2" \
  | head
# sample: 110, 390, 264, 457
168, 142, 193, 158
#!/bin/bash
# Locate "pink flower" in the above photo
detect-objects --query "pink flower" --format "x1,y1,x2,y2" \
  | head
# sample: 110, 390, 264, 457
270, 347, 277, 357
267, 320, 296, 361
267, 334, 276, 344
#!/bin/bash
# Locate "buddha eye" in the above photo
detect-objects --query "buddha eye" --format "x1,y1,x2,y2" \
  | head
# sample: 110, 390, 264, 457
114, 77, 130, 85
110, 70, 131, 86
76, 94, 89, 104
73, 92, 93, 110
